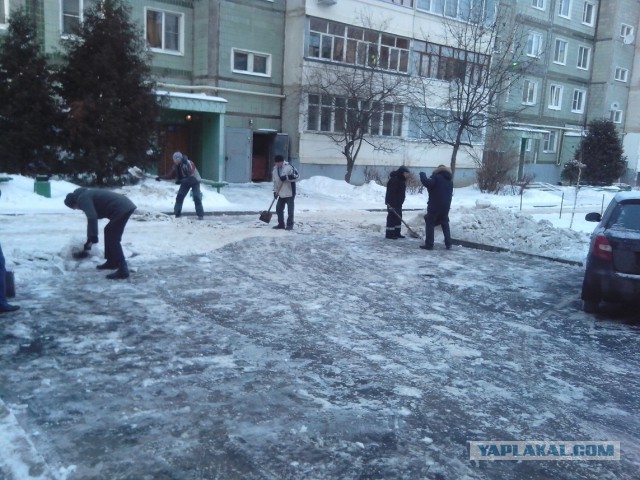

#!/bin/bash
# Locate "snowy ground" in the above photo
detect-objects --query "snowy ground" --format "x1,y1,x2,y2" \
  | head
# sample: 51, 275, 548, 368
1, 174, 639, 479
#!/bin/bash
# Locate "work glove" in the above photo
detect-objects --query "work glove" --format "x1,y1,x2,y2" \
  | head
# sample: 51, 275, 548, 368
155, 176, 161, 181
279, 175, 287, 181
419, 172, 427, 181
273, 192, 278, 199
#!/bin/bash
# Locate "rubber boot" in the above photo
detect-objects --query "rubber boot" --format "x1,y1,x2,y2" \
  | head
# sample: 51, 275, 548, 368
106, 261, 129, 280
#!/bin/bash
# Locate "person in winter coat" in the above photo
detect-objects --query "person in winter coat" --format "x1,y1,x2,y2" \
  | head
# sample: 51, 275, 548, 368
64, 188, 137, 279
272, 155, 299, 230
156, 151, 204, 220
384, 166, 410, 239
0, 191, 19, 313
419, 165, 454, 250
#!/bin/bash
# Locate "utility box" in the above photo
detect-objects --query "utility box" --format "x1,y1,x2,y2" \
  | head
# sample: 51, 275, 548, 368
34, 175, 51, 198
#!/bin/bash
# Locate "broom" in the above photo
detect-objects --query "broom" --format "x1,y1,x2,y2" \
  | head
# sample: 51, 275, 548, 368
386, 204, 421, 238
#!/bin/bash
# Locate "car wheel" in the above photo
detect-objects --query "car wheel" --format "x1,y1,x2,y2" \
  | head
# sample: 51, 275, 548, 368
582, 300, 600, 313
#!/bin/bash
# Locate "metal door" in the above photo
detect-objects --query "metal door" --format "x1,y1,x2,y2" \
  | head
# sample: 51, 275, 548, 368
225, 127, 252, 183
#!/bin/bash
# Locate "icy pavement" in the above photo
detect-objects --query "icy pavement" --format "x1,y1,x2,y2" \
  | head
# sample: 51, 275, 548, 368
1, 217, 640, 480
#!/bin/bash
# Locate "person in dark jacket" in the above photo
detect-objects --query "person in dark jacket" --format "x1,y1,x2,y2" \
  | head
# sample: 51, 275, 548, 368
419, 165, 454, 250
384, 166, 410, 239
156, 151, 204, 220
64, 188, 137, 279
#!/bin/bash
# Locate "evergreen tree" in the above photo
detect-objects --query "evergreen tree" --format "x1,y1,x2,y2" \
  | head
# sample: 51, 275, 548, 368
58, 0, 160, 184
0, 9, 61, 174
575, 119, 627, 185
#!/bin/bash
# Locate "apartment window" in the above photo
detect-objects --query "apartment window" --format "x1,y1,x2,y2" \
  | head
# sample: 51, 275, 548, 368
554, 39, 568, 64
380, 0, 414, 6
543, 131, 557, 152
577, 46, 590, 69
532, 0, 545, 10
572, 89, 586, 112
408, 107, 483, 143
416, 40, 490, 85
62, 0, 98, 34
558, 0, 571, 18
527, 32, 543, 57
146, 8, 182, 54
615, 67, 629, 82
416, 0, 496, 24
308, 18, 409, 73
610, 109, 623, 124
232, 49, 271, 76
522, 79, 537, 105
620, 24, 634, 39
307, 94, 403, 137
548, 85, 563, 110
582, 2, 595, 26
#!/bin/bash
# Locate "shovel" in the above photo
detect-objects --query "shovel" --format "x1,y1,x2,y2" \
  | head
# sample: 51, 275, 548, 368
386, 204, 421, 239
259, 184, 283, 223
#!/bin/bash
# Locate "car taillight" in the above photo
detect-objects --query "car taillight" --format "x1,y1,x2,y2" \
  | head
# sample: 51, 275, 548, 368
593, 234, 613, 261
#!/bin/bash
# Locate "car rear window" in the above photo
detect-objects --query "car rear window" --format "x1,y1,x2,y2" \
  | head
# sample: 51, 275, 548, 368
609, 201, 640, 232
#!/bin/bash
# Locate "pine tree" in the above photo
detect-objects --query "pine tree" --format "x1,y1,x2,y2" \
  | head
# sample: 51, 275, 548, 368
575, 120, 627, 185
0, 9, 61, 174
58, 0, 160, 184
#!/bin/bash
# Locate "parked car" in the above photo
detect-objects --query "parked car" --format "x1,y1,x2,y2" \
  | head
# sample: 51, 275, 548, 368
581, 191, 640, 313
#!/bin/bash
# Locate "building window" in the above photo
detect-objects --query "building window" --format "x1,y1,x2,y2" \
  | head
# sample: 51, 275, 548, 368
615, 67, 629, 82
572, 89, 586, 112
308, 18, 410, 73
62, 0, 98, 35
415, 40, 490, 85
232, 49, 271, 76
522, 79, 537, 105
146, 8, 182, 54
553, 39, 568, 64
577, 46, 590, 69
527, 32, 543, 57
582, 2, 595, 26
380, 0, 414, 7
543, 131, 557, 152
620, 23, 634, 39
408, 107, 483, 143
610, 109, 623, 123
307, 94, 403, 137
548, 84, 563, 110
532, 0, 545, 10
558, 0, 571, 18
416, 0, 496, 24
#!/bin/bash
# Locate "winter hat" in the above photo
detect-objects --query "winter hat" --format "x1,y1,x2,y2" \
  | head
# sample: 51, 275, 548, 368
64, 193, 76, 209
397, 166, 410, 174
274, 155, 284, 163
172, 151, 183, 162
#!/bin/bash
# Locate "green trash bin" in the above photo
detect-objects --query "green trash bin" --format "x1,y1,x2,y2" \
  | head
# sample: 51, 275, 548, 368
34, 175, 51, 198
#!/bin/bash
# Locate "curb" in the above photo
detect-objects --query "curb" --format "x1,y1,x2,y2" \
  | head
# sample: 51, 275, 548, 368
452, 239, 583, 267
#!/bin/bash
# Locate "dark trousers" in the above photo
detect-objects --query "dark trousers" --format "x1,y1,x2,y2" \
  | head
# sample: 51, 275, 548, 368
104, 208, 136, 267
386, 207, 402, 237
175, 177, 204, 218
424, 212, 452, 248
276, 196, 294, 227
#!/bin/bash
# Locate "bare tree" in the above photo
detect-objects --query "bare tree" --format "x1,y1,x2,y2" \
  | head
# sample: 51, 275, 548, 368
407, 4, 532, 176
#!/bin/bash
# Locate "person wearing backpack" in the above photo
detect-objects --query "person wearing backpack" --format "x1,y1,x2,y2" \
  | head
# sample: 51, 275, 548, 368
272, 155, 299, 230
156, 151, 205, 220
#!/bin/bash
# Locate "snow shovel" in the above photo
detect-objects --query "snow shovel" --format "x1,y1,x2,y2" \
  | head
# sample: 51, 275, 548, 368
386, 204, 421, 239
259, 184, 283, 223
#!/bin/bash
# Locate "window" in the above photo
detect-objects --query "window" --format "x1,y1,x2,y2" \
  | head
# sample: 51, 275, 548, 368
232, 49, 271, 76
558, 0, 571, 18
416, 0, 496, 24
532, 0, 545, 10
610, 109, 623, 124
620, 24, 634, 39
577, 46, 590, 69
380, 0, 414, 6
527, 32, 543, 57
307, 94, 403, 137
554, 39, 568, 64
548, 85, 563, 110
572, 89, 586, 112
615, 67, 629, 82
522, 79, 537, 105
408, 108, 484, 143
146, 8, 182, 54
308, 18, 409, 73
415, 40, 490, 85
62, 0, 98, 35
543, 131, 557, 152
582, 2, 595, 26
